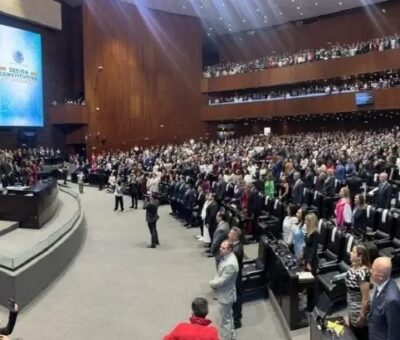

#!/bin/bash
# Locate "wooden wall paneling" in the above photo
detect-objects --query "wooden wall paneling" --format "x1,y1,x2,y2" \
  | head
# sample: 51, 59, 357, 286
49, 106, 88, 125
201, 88, 400, 121
202, 49, 400, 93
83, 0, 205, 151
216, 2, 400, 63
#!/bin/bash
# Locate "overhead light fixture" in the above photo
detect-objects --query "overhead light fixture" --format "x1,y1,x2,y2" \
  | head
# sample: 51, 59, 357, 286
297, 6, 301, 10
339, 1, 343, 5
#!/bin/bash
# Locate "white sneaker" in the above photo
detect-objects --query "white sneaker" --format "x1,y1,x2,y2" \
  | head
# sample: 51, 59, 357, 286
196, 235, 202, 239
198, 237, 204, 242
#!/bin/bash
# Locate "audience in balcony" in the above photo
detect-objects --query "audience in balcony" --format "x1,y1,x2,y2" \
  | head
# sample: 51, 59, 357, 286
203, 33, 400, 78
208, 70, 400, 105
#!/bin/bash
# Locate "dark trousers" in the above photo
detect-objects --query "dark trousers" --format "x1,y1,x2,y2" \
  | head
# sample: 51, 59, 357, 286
233, 279, 243, 325
184, 208, 192, 224
115, 196, 124, 211
130, 192, 138, 208
199, 219, 204, 236
349, 324, 368, 340
148, 222, 159, 246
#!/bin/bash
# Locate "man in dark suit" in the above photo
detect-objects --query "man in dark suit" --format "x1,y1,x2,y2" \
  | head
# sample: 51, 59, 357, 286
369, 257, 400, 340
229, 227, 244, 329
207, 211, 229, 264
183, 182, 196, 228
144, 193, 160, 248
323, 169, 336, 197
370, 172, 393, 209
205, 194, 219, 243
291, 172, 304, 206
248, 183, 264, 241
194, 185, 206, 237
215, 174, 227, 204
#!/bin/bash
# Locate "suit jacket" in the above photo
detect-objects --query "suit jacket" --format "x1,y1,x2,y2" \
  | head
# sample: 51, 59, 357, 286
205, 201, 219, 229
210, 221, 230, 255
233, 241, 244, 283
369, 278, 400, 340
377, 182, 392, 209
215, 180, 227, 201
323, 176, 336, 197
144, 199, 159, 223
291, 179, 304, 206
196, 192, 206, 213
248, 189, 264, 217
209, 252, 239, 304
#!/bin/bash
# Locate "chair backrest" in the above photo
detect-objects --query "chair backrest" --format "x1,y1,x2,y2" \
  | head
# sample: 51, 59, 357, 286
375, 209, 394, 239
257, 235, 269, 264
225, 210, 233, 226
264, 196, 274, 214
327, 227, 343, 257
318, 219, 332, 250
366, 205, 379, 231
231, 215, 240, 228
395, 191, 400, 209
342, 234, 355, 264
390, 210, 400, 241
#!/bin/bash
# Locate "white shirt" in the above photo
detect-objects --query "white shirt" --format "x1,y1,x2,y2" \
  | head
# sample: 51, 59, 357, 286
376, 278, 390, 298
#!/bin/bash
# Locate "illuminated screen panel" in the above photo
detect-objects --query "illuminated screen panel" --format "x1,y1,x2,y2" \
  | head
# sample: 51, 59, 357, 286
0, 24, 43, 127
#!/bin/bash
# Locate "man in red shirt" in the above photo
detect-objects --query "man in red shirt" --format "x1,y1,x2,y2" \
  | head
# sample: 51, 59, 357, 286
163, 297, 219, 340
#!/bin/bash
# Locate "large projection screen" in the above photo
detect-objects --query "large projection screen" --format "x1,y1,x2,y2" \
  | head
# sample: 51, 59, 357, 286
0, 24, 43, 127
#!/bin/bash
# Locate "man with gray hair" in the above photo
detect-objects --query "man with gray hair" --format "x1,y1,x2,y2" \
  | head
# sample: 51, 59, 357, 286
291, 171, 304, 206
368, 257, 400, 340
209, 240, 239, 340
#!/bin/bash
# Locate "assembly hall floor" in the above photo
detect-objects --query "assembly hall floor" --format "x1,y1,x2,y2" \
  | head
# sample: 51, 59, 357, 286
1, 184, 309, 340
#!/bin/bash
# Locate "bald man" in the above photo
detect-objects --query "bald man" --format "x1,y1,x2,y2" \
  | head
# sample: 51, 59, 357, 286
368, 257, 400, 340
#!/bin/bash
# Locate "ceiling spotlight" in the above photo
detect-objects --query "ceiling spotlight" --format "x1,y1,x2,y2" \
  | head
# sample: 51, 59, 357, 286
256, 8, 260, 12
219, 16, 223, 20
279, 11, 283, 15
339, 1, 343, 5
315, 1, 318, 5
297, 6, 301, 10
300, 12, 303, 15
242, 19, 246, 22
182, 5, 186, 9
209, 27, 213, 30
382, 8, 386, 13
264, 19, 267, 23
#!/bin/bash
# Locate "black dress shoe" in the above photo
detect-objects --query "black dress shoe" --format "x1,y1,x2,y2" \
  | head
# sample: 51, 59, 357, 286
147, 245, 156, 248
156, 241, 160, 246
206, 253, 214, 258
234, 322, 242, 329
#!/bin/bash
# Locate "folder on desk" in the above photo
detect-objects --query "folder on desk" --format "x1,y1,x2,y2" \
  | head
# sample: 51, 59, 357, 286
297, 271, 315, 283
